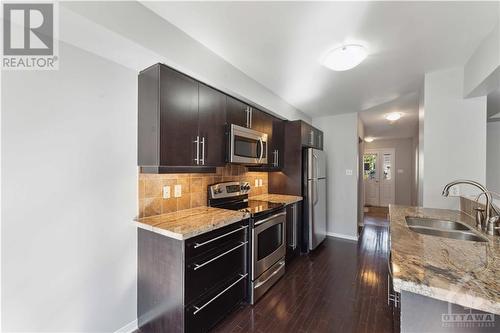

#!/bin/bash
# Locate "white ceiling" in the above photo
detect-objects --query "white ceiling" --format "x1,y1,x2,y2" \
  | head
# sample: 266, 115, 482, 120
142, 1, 499, 118
359, 92, 419, 140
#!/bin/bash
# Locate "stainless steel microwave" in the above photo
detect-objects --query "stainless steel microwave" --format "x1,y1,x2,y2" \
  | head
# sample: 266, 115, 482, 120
228, 124, 268, 165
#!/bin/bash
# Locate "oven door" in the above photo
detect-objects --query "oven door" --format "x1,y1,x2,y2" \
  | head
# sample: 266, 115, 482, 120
252, 211, 286, 280
229, 124, 268, 165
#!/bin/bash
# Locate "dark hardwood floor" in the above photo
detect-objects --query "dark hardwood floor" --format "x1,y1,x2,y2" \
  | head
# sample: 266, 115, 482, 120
212, 213, 393, 333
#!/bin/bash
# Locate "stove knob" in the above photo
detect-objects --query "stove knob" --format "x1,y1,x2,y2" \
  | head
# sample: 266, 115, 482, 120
244, 184, 251, 191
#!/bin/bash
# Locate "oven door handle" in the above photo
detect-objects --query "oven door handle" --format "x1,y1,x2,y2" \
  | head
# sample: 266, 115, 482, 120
254, 212, 286, 227
254, 260, 285, 289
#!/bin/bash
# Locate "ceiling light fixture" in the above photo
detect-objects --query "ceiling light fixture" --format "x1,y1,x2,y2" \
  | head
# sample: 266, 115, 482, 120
322, 44, 368, 71
364, 137, 374, 143
385, 112, 402, 122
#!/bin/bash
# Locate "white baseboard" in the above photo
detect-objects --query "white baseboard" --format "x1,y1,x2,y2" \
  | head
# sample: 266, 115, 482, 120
114, 319, 138, 333
326, 232, 358, 242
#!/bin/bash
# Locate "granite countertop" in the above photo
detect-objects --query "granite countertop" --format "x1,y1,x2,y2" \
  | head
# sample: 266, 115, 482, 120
251, 193, 303, 205
136, 206, 249, 240
389, 205, 500, 315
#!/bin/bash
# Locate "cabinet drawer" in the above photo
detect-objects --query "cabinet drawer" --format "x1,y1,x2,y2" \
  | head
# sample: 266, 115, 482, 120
185, 273, 247, 333
185, 240, 247, 304
185, 221, 248, 261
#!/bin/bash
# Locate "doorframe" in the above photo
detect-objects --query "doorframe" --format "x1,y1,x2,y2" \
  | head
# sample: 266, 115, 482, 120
363, 148, 396, 207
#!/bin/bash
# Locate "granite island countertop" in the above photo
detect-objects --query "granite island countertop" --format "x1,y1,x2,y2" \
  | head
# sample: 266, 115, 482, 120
389, 205, 500, 315
136, 206, 249, 240
251, 193, 303, 205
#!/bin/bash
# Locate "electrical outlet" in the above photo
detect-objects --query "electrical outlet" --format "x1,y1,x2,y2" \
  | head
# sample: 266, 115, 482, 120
255, 179, 259, 187
346, 169, 353, 176
258, 179, 263, 187
162, 186, 171, 199
174, 184, 182, 198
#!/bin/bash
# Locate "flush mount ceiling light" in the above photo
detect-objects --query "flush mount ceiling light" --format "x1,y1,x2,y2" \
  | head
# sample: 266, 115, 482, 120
364, 137, 374, 143
385, 112, 402, 122
322, 44, 368, 71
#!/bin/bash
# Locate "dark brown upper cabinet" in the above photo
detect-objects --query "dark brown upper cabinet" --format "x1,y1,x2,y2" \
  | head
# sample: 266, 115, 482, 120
226, 96, 249, 128
198, 84, 227, 167
270, 118, 284, 169
251, 108, 273, 134
300, 121, 323, 150
138, 64, 224, 173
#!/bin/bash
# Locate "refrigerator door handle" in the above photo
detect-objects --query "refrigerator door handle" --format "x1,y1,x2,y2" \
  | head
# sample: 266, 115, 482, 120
314, 179, 319, 205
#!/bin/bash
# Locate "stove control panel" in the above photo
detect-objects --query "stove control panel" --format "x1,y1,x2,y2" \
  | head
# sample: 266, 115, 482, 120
209, 181, 251, 199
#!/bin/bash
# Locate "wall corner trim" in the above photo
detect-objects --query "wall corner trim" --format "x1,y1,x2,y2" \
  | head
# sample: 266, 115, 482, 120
114, 319, 138, 333
326, 232, 359, 242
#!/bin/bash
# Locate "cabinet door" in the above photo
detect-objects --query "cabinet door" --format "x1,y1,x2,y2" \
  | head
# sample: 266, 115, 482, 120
159, 66, 199, 166
301, 122, 314, 147
286, 202, 301, 263
198, 84, 227, 166
314, 128, 323, 150
270, 118, 284, 169
226, 96, 248, 128
251, 108, 273, 134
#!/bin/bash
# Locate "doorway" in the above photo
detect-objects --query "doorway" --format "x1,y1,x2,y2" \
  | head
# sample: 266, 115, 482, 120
363, 148, 395, 207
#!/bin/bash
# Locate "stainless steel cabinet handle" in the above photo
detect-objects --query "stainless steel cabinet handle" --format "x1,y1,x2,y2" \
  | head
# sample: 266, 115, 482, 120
254, 212, 286, 226
193, 225, 248, 248
249, 107, 252, 128
245, 107, 249, 128
193, 136, 200, 165
254, 260, 285, 289
193, 273, 248, 315
193, 241, 248, 271
200, 136, 206, 165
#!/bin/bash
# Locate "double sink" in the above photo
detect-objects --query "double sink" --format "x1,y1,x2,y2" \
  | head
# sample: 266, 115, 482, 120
406, 217, 488, 242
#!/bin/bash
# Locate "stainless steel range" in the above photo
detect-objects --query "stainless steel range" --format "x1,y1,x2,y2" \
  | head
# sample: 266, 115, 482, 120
208, 181, 286, 304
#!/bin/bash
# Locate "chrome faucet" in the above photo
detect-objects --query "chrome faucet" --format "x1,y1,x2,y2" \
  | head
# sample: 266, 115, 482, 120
442, 180, 500, 236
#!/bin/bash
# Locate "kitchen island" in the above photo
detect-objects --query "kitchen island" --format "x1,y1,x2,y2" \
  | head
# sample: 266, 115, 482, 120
389, 205, 500, 332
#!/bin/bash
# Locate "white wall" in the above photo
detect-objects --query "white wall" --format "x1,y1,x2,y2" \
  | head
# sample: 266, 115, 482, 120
357, 117, 365, 226
418, 85, 425, 206
365, 138, 415, 206
1, 42, 138, 332
313, 113, 359, 240
487, 121, 500, 194
464, 22, 500, 98
423, 68, 487, 209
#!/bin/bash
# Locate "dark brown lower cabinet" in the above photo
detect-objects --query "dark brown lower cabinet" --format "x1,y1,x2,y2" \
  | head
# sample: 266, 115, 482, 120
285, 202, 302, 263
138, 220, 249, 333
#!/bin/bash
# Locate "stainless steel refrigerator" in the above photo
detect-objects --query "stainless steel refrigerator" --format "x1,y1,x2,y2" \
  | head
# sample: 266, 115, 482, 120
304, 148, 327, 251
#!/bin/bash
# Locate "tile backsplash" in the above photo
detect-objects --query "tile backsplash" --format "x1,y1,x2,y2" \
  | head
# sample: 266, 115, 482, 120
138, 165, 268, 218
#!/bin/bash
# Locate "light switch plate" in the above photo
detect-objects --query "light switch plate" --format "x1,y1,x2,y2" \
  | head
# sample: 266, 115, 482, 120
255, 179, 259, 187
174, 184, 182, 198
162, 186, 171, 199
346, 169, 353, 176
258, 179, 263, 186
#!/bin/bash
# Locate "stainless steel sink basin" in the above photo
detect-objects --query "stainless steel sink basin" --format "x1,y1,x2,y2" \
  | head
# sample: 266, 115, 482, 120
405, 217, 488, 242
